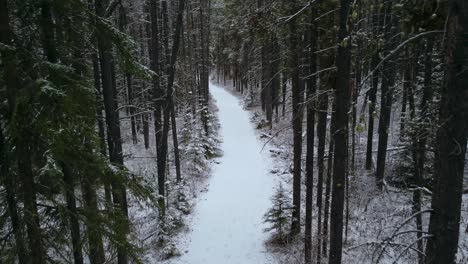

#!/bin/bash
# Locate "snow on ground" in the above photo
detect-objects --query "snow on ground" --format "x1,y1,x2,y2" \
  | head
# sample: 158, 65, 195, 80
164, 81, 277, 264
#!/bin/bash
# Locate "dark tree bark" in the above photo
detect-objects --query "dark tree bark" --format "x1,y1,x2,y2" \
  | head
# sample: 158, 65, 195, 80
316, 66, 330, 264
375, 2, 397, 190
41, 9, 85, 262
18, 142, 46, 264
159, 0, 172, 217
0, 2, 29, 262
323, 103, 335, 258
0, 128, 28, 264
127, 75, 138, 144
289, 0, 304, 236
365, 0, 381, 170
81, 170, 106, 264
119, 6, 138, 145
148, 0, 166, 216
165, 0, 186, 184
328, 0, 352, 263
304, 6, 318, 262
40, 0, 58, 63
92, 53, 108, 157
282, 73, 287, 117
425, 0, 468, 262
139, 24, 150, 150
268, 36, 280, 123
61, 163, 84, 264
411, 37, 434, 264
400, 48, 411, 135
95, 0, 129, 262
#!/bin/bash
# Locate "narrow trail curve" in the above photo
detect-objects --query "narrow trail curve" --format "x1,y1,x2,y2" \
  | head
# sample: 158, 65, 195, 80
170, 81, 277, 264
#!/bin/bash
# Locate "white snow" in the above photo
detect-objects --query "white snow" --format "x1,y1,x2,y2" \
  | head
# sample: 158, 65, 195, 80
166, 81, 277, 264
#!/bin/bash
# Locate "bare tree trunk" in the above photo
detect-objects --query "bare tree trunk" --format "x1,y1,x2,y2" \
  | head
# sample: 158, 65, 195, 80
0, 2, 29, 262
329, 0, 352, 262
411, 37, 434, 264
425, 1, 468, 262
316, 67, 330, 264
0, 127, 28, 264
282, 73, 287, 117
163, 0, 185, 185
305, 6, 318, 262
148, 0, 166, 217
95, 1, 129, 262
322, 104, 335, 258
365, 0, 381, 170
289, 0, 304, 236
81, 170, 106, 264
375, 2, 397, 190
61, 163, 84, 264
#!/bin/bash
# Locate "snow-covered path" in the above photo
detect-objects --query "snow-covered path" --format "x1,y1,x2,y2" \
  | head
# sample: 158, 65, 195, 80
169, 81, 276, 264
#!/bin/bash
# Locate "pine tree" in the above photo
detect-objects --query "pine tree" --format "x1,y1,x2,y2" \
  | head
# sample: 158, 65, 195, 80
263, 183, 294, 243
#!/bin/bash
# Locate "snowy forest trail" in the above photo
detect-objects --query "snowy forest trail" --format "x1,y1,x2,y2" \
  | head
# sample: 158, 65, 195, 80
167, 81, 277, 264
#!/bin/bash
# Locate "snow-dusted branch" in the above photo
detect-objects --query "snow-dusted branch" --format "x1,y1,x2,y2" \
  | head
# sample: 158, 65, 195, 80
359, 30, 444, 91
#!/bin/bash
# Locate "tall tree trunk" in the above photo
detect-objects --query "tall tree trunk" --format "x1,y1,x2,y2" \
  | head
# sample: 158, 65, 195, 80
365, 0, 381, 170
375, 2, 397, 190
148, 0, 166, 216
329, 0, 352, 262
92, 53, 108, 158
412, 37, 434, 264
316, 67, 330, 264
425, 1, 468, 262
171, 109, 182, 183
282, 73, 287, 117
0, 2, 29, 262
139, 23, 150, 150
95, 1, 129, 262
0, 127, 28, 264
61, 163, 84, 264
323, 103, 335, 258
289, 0, 304, 236
305, 6, 318, 262
118, 5, 138, 145
127, 74, 138, 144
18, 139, 45, 264
81, 169, 106, 264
